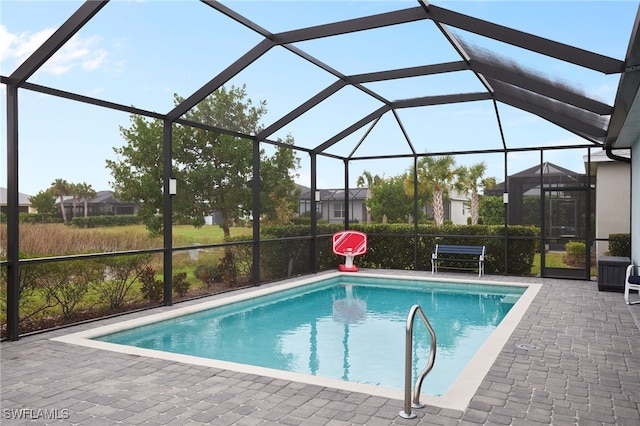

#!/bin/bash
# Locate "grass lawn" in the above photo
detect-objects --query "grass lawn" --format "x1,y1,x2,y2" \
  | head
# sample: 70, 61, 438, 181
172, 225, 253, 245
89, 224, 253, 245
531, 252, 565, 276
531, 252, 597, 277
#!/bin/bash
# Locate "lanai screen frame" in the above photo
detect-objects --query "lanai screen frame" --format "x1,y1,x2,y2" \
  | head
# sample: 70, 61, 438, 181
3, 0, 639, 340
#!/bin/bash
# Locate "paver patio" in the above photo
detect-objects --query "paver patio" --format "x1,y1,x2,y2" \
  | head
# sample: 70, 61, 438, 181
2, 272, 639, 425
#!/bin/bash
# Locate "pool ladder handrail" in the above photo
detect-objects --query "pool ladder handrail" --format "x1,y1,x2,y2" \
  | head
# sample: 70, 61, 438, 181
399, 304, 437, 419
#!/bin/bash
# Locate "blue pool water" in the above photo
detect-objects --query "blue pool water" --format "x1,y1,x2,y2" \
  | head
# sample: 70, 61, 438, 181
95, 275, 524, 396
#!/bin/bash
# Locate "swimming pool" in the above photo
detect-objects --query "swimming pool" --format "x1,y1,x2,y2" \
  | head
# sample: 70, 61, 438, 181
53, 271, 540, 411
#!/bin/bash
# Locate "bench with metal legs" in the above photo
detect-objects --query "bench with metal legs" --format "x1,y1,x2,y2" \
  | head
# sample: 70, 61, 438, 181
431, 244, 486, 277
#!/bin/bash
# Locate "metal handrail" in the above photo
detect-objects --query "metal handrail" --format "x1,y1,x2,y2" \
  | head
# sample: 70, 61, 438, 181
399, 304, 437, 419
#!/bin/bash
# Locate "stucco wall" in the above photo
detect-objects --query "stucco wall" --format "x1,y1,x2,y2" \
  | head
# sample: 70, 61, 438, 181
633, 142, 639, 266
449, 198, 471, 225
595, 161, 631, 257
320, 200, 366, 224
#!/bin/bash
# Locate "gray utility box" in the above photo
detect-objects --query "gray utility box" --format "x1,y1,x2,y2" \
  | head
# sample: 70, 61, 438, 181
598, 256, 630, 292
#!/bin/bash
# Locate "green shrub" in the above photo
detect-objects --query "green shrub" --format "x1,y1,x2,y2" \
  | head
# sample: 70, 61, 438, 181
19, 212, 60, 224
194, 264, 221, 289
260, 224, 342, 280
70, 215, 141, 228
139, 266, 163, 302
94, 254, 151, 309
226, 237, 253, 281
38, 259, 104, 318
564, 241, 586, 267
290, 216, 311, 225
258, 223, 539, 277
172, 272, 190, 297
609, 233, 631, 257
1, 255, 62, 325
218, 249, 240, 286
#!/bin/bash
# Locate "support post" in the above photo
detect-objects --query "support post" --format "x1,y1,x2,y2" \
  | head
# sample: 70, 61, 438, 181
413, 155, 419, 270
162, 120, 173, 306
539, 150, 545, 276
503, 151, 509, 275
310, 153, 318, 273
6, 84, 19, 340
585, 148, 592, 281
344, 159, 349, 229
252, 139, 261, 285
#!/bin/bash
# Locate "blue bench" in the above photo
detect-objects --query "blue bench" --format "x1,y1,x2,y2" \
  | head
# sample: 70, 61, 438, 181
625, 264, 640, 304
431, 244, 486, 277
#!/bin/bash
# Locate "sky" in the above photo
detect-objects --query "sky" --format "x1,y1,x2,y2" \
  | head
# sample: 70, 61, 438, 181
1, 0, 639, 197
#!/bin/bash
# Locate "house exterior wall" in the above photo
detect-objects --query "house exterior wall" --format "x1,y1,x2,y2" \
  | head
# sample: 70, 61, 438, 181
60, 203, 140, 218
595, 161, 631, 258
318, 200, 366, 224
449, 198, 471, 225
0, 188, 33, 214
54, 191, 142, 218
0, 205, 30, 214
300, 188, 470, 225
632, 141, 639, 267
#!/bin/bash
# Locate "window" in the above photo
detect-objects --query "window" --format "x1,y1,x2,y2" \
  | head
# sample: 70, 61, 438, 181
334, 202, 344, 218
299, 199, 310, 215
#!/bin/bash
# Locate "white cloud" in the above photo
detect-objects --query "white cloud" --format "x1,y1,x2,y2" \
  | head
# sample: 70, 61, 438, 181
0, 25, 54, 65
45, 34, 108, 75
0, 25, 17, 62
0, 24, 107, 76
82, 50, 107, 71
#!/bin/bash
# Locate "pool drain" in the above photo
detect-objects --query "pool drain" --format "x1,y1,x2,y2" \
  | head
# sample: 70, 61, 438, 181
515, 343, 541, 351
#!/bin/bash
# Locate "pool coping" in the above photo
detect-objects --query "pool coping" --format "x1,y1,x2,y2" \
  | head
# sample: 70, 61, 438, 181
51, 271, 541, 412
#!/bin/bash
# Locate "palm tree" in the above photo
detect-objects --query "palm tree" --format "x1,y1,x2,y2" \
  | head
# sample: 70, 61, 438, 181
455, 162, 489, 225
50, 178, 70, 224
75, 182, 97, 218
406, 155, 456, 226
69, 183, 80, 218
403, 162, 430, 223
356, 170, 382, 224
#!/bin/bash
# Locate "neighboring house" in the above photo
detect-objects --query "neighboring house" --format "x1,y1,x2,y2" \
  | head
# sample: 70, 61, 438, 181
297, 186, 470, 225
485, 161, 591, 231
204, 211, 223, 226
0, 187, 33, 214
486, 161, 586, 198
447, 189, 472, 225
584, 149, 631, 258
55, 190, 141, 218
298, 187, 368, 224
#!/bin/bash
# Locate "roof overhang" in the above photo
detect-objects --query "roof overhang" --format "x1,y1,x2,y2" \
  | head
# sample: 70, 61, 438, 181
606, 6, 640, 149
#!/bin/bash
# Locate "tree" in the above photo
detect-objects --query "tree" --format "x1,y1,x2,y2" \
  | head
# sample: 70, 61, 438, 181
29, 189, 57, 221
75, 182, 96, 218
107, 114, 165, 235
106, 85, 300, 237
50, 178, 70, 224
356, 170, 383, 224
68, 183, 80, 218
405, 155, 456, 226
455, 162, 494, 225
479, 195, 504, 225
259, 135, 301, 225
403, 164, 430, 220
368, 175, 416, 223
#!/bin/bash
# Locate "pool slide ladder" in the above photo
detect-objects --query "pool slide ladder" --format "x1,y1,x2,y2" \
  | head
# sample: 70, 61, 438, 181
399, 304, 437, 419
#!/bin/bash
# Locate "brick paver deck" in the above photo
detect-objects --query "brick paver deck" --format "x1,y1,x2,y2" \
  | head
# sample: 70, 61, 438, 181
2, 272, 639, 425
